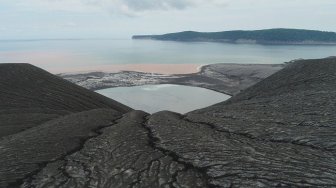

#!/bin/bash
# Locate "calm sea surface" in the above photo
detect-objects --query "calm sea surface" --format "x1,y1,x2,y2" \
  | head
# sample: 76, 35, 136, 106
97, 84, 231, 114
0, 39, 335, 72
3, 39, 334, 112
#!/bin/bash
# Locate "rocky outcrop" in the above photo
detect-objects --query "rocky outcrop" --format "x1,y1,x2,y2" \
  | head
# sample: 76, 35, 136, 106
0, 58, 336, 187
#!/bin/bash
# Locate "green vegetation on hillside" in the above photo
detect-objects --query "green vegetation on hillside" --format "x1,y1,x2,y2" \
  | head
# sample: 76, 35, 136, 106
133, 29, 336, 44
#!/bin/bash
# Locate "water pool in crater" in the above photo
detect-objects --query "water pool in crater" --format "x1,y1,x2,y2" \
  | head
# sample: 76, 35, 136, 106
96, 84, 231, 114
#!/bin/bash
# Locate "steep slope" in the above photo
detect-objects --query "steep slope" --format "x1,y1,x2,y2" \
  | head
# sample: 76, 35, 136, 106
187, 58, 336, 150
148, 58, 336, 187
0, 109, 122, 187
0, 63, 131, 138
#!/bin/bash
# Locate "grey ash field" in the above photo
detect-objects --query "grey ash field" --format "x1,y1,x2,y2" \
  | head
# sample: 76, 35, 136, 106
60, 63, 284, 95
0, 58, 336, 187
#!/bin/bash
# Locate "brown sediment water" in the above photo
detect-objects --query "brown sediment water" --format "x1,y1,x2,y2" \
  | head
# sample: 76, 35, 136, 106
51, 64, 205, 75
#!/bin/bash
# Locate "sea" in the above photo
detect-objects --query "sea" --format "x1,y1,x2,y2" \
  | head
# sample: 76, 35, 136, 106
0, 39, 335, 73
1, 39, 335, 113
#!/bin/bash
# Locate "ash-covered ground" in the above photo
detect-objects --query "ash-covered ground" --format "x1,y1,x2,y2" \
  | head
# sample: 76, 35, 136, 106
60, 63, 284, 95
1, 58, 336, 187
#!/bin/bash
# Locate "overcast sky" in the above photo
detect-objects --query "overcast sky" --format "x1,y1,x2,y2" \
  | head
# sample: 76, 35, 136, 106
0, 0, 335, 39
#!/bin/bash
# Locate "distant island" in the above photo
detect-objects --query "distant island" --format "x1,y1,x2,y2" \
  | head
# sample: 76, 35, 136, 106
133, 28, 336, 45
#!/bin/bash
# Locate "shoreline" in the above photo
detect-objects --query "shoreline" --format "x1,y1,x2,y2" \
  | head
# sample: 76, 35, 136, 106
60, 63, 285, 96
133, 38, 336, 45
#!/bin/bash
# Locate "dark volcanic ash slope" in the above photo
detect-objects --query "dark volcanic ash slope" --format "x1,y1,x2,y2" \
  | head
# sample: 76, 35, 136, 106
0, 63, 131, 138
147, 58, 336, 187
0, 109, 122, 187
1, 58, 336, 188
0, 63, 132, 187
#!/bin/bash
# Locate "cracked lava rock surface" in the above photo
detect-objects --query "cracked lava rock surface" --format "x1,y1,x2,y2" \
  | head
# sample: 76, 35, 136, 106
0, 58, 336, 187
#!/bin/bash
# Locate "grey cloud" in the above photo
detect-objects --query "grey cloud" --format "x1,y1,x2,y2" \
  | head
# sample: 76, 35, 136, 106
120, 0, 195, 11
16, 0, 226, 15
